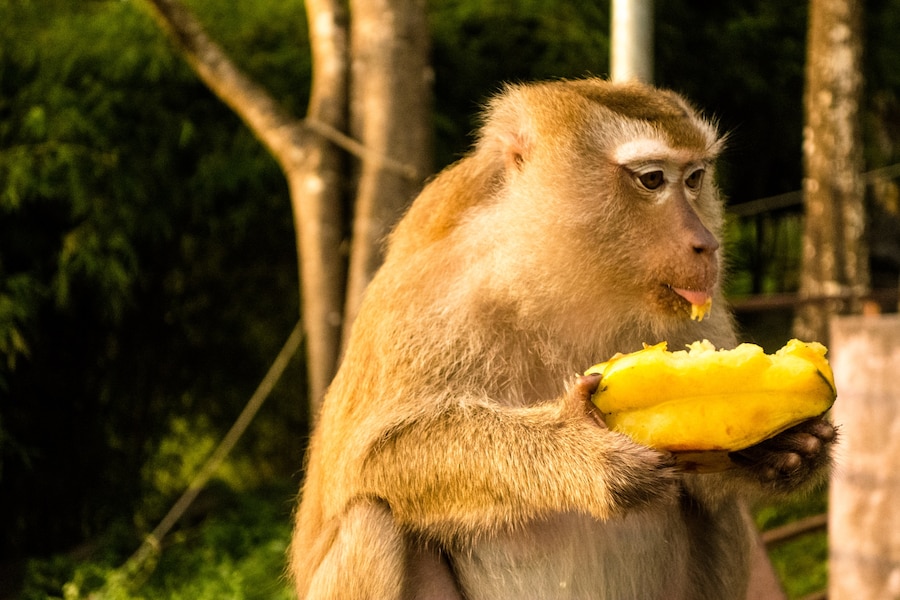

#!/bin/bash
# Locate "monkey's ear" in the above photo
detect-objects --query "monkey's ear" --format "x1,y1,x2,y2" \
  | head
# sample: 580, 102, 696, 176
500, 131, 529, 173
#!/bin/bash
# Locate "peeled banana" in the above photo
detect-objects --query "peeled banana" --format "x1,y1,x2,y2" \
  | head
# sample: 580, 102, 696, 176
585, 339, 836, 462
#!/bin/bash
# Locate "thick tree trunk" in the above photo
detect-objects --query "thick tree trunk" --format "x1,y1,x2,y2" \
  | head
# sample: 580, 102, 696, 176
343, 0, 433, 337
794, 0, 868, 343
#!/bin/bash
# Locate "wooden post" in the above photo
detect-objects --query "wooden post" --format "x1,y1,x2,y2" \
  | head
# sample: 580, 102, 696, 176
829, 314, 900, 599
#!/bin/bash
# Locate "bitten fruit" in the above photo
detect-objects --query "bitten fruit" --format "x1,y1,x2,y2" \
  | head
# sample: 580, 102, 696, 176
585, 339, 836, 466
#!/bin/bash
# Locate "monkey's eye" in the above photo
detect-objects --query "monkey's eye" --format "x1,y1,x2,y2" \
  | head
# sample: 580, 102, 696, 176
685, 169, 705, 190
637, 170, 664, 190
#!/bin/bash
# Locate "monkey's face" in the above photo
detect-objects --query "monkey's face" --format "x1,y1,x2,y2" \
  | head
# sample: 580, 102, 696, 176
465, 80, 727, 337
505, 112, 724, 330
608, 136, 723, 323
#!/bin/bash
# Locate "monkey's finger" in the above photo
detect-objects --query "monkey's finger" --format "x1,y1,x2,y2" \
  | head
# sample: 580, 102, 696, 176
587, 405, 608, 428
571, 373, 607, 427
746, 419, 836, 460
780, 416, 836, 444
573, 372, 602, 399
796, 417, 837, 444
727, 445, 804, 480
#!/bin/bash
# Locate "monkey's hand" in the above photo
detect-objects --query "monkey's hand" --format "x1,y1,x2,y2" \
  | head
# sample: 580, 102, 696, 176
727, 416, 836, 492
567, 373, 681, 511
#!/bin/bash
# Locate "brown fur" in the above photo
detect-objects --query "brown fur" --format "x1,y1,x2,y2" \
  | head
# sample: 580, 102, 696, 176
289, 78, 834, 600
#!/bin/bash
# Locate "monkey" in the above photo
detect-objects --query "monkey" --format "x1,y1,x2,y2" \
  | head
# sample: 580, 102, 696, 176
288, 78, 836, 600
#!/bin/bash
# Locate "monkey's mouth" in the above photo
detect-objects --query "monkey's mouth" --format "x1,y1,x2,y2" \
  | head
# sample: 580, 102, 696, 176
664, 285, 714, 321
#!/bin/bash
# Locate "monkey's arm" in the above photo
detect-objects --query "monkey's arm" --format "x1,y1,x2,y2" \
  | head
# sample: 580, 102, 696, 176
355, 376, 678, 541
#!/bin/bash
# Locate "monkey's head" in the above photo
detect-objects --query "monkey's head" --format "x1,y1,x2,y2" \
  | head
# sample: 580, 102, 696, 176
388, 78, 729, 346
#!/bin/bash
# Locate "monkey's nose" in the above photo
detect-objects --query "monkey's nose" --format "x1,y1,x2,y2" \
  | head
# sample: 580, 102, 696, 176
676, 200, 719, 255
691, 228, 719, 254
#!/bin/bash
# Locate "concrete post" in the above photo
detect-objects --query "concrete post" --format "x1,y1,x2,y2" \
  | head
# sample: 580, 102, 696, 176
829, 314, 900, 599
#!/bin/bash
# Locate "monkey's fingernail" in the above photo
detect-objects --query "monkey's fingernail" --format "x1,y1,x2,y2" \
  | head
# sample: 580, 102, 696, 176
587, 404, 608, 429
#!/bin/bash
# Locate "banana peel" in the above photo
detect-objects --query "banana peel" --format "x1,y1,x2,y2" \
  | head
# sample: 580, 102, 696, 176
585, 339, 836, 472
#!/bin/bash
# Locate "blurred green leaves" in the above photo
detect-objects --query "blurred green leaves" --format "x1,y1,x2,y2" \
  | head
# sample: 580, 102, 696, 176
0, 0, 304, 560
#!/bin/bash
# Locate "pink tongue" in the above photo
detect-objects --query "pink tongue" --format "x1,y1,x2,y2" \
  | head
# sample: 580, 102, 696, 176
673, 288, 710, 306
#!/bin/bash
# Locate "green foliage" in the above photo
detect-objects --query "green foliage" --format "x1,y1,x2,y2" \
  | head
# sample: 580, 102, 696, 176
429, 0, 609, 165
754, 487, 828, 532
769, 532, 828, 599
19, 486, 294, 600
725, 212, 804, 298
0, 0, 304, 561
0, 273, 40, 381
754, 487, 829, 598
184, 0, 310, 117
656, 0, 808, 203
864, 0, 900, 169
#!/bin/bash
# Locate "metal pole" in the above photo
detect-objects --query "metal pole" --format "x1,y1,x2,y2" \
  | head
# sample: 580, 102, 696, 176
610, 0, 654, 83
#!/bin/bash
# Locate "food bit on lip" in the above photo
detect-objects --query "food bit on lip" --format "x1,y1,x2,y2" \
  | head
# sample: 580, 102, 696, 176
690, 297, 713, 322
670, 287, 713, 322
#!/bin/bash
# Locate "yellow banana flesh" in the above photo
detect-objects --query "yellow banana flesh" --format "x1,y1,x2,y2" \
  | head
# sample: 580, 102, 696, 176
690, 297, 712, 321
585, 339, 836, 457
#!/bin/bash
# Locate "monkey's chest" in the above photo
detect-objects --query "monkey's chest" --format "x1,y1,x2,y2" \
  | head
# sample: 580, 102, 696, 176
451, 510, 692, 600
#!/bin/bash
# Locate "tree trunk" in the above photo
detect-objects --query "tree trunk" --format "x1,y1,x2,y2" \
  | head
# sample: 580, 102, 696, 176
343, 0, 433, 338
794, 0, 868, 344
144, 0, 433, 415
144, 0, 349, 412
298, 0, 350, 413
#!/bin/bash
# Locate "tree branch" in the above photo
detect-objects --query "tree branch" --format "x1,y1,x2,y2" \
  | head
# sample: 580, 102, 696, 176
144, 0, 306, 169
145, 0, 420, 179
305, 118, 422, 180
144, 0, 350, 409
142, 0, 424, 410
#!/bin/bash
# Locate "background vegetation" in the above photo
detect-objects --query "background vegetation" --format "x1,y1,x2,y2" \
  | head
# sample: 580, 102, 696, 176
1, 0, 899, 598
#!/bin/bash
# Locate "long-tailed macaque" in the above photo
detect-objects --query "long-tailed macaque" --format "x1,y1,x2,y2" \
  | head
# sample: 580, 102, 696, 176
289, 78, 835, 600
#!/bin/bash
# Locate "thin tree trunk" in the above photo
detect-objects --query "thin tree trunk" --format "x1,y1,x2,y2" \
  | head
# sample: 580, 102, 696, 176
144, 0, 349, 413
794, 0, 868, 343
343, 0, 433, 337
299, 0, 349, 414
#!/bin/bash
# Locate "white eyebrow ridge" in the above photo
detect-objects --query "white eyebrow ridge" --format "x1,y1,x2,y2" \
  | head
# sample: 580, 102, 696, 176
613, 138, 706, 165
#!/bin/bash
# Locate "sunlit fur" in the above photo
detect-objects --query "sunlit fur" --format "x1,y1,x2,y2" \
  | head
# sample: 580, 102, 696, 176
289, 78, 833, 600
